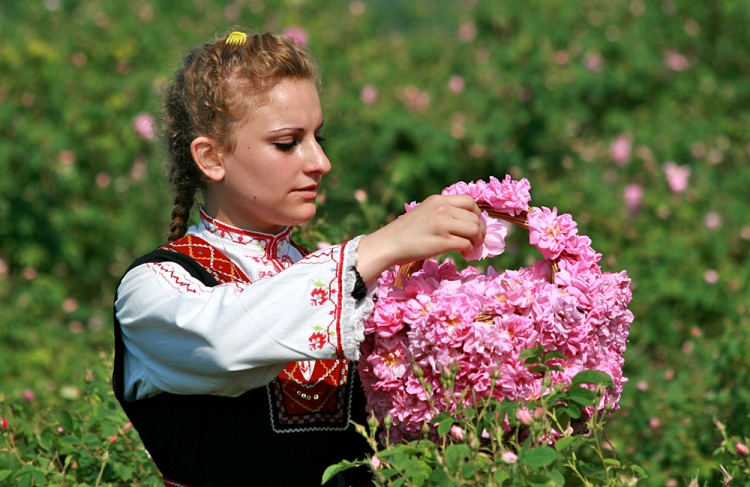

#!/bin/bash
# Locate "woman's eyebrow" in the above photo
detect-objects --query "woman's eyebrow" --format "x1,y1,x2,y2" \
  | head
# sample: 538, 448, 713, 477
267, 120, 325, 134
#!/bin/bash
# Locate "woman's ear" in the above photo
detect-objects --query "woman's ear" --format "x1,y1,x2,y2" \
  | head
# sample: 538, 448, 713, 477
191, 136, 225, 182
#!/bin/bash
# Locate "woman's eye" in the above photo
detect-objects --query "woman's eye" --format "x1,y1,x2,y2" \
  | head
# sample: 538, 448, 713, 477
315, 136, 327, 146
274, 141, 297, 152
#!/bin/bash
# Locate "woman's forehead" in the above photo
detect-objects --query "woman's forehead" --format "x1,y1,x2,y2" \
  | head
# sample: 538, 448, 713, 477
243, 79, 322, 130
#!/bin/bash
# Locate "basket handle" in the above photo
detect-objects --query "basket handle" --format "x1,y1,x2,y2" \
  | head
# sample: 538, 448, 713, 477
393, 203, 532, 287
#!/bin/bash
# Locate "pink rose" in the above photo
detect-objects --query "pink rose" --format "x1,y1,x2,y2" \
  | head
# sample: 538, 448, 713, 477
462, 212, 507, 261
516, 408, 533, 425
610, 135, 632, 165
133, 113, 155, 140
501, 451, 518, 464
282, 26, 308, 47
527, 207, 578, 260
450, 424, 465, 441
663, 161, 690, 193
623, 184, 643, 214
360, 85, 378, 105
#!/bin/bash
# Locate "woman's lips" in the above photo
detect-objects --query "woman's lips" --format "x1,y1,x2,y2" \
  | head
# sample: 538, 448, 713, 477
294, 185, 319, 199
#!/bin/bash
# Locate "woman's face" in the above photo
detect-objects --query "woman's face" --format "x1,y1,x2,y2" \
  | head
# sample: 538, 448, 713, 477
204, 78, 331, 234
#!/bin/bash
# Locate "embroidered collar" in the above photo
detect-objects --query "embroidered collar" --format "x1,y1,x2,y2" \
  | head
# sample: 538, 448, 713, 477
197, 207, 294, 259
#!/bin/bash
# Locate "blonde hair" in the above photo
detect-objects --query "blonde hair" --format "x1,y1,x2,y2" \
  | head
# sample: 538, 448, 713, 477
163, 31, 320, 241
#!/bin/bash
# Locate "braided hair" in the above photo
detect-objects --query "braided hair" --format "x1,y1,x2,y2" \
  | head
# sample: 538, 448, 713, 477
162, 31, 320, 241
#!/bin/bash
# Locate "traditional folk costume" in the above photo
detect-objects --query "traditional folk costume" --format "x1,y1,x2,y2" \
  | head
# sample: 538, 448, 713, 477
113, 208, 374, 487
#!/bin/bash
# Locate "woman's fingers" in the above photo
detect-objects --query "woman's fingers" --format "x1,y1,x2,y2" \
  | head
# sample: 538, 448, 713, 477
355, 194, 487, 284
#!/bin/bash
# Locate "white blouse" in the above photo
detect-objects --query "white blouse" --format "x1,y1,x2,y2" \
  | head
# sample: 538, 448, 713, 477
115, 209, 374, 401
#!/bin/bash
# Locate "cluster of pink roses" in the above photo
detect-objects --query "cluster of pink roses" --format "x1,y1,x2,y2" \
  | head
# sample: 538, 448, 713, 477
358, 175, 633, 442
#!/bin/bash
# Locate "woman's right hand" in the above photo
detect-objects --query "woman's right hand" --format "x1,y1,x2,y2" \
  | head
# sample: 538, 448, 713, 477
355, 194, 486, 284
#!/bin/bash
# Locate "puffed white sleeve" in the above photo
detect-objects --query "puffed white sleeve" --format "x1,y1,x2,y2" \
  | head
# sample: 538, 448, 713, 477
116, 238, 375, 401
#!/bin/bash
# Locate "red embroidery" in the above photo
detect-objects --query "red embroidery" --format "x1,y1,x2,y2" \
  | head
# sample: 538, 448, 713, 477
269, 360, 352, 431
164, 232, 354, 432
310, 286, 328, 306
149, 262, 203, 294
308, 332, 327, 350
160, 235, 250, 284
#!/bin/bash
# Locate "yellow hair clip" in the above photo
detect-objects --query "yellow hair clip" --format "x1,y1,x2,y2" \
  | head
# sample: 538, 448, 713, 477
225, 31, 248, 46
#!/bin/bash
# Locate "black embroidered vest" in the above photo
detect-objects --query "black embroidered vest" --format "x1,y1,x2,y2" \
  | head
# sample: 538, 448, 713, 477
112, 236, 371, 486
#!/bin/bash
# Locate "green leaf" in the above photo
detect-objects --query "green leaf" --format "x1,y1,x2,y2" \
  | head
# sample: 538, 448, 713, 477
567, 387, 598, 406
564, 403, 581, 419
544, 351, 565, 362
518, 344, 544, 362
571, 370, 614, 389
493, 469, 509, 484
526, 473, 554, 486
548, 470, 566, 485
0, 471, 12, 482
428, 468, 452, 487
520, 446, 557, 468
444, 443, 471, 470
60, 435, 80, 446
81, 432, 100, 448
603, 458, 621, 467
554, 435, 575, 452
321, 460, 357, 484
435, 416, 456, 437
461, 461, 477, 479
630, 465, 649, 478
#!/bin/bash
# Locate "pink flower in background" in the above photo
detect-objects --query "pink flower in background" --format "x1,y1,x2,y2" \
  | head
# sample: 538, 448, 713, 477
283, 26, 308, 47
610, 134, 632, 165
584, 51, 604, 72
704, 269, 719, 284
22, 389, 35, 402
448, 75, 465, 94
703, 212, 722, 230
554, 50, 570, 65
736, 442, 749, 455
517, 408, 533, 425
665, 49, 690, 71
133, 112, 155, 140
360, 85, 378, 105
96, 172, 111, 189
623, 183, 643, 214
59, 150, 76, 165
458, 21, 477, 43
62, 298, 78, 313
663, 161, 691, 192
402, 85, 430, 111
501, 451, 518, 464
131, 157, 147, 180
354, 189, 368, 203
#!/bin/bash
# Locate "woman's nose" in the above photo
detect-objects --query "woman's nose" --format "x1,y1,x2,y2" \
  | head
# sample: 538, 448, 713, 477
307, 139, 331, 175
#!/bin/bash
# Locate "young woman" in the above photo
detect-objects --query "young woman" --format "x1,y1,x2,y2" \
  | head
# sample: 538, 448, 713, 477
113, 30, 485, 487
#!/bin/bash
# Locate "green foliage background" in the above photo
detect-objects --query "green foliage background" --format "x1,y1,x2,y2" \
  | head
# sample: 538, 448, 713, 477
1, 0, 749, 484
